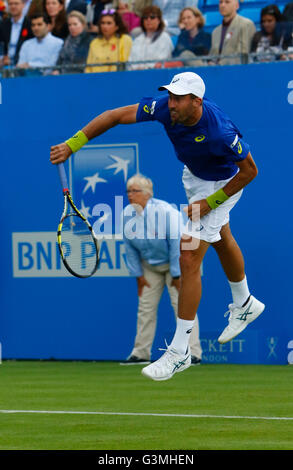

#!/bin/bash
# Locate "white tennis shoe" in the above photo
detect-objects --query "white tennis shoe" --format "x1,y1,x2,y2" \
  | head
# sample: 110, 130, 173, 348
141, 345, 191, 381
218, 295, 265, 344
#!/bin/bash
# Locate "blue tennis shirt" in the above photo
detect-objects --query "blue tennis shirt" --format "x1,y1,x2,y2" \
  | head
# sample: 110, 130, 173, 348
136, 94, 250, 181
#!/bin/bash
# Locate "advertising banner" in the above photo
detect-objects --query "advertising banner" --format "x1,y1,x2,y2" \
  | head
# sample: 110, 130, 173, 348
0, 63, 292, 363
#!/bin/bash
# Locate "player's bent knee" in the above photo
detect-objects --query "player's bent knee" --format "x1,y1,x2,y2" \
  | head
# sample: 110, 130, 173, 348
180, 249, 201, 276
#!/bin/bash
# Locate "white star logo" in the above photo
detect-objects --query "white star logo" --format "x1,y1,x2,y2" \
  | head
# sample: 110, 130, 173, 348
79, 199, 91, 219
105, 154, 130, 182
83, 172, 107, 194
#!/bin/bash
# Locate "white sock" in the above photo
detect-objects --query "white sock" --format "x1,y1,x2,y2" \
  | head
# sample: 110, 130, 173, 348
228, 276, 250, 307
170, 318, 194, 355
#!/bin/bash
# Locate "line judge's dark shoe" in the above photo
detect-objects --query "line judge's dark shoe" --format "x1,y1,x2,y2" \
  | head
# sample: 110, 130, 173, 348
191, 355, 201, 365
120, 355, 150, 365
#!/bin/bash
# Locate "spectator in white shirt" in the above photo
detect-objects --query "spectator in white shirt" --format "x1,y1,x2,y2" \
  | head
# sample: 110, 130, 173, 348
17, 12, 63, 72
128, 5, 174, 69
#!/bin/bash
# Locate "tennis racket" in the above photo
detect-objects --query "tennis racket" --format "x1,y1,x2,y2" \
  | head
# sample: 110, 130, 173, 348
57, 163, 99, 278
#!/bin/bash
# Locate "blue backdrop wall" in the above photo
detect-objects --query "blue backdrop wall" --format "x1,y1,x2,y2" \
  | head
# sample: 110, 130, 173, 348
0, 61, 292, 364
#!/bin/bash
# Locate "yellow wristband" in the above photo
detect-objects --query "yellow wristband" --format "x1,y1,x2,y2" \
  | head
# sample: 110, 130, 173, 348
206, 188, 229, 210
65, 130, 88, 153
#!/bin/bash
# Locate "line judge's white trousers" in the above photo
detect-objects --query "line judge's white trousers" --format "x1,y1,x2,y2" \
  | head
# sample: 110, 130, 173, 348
131, 261, 202, 360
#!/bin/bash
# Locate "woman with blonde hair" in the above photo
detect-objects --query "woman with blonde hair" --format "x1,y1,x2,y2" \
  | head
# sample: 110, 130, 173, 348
55, 11, 92, 74
173, 7, 211, 60
85, 9, 132, 73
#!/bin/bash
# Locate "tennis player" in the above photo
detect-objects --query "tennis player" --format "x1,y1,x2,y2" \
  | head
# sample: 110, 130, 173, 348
50, 71, 265, 381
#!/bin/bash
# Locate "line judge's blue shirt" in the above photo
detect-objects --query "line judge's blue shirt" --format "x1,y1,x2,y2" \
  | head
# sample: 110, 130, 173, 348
122, 198, 182, 278
136, 94, 250, 181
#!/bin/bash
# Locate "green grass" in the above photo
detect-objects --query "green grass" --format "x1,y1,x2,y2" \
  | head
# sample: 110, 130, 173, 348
0, 361, 292, 450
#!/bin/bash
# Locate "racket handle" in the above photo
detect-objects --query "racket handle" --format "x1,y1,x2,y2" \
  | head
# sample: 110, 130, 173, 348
58, 163, 69, 191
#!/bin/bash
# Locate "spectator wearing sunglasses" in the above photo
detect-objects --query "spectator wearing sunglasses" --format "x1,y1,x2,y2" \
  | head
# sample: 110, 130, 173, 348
128, 5, 174, 69
85, 9, 132, 72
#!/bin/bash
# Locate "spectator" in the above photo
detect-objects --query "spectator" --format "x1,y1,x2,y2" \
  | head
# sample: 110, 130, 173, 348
283, 1, 293, 42
120, 174, 202, 366
283, 2, 293, 22
54, 10, 92, 73
153, 0, 198, 36
0, 0, 6, 18
26, 0, 86, 17
116, 1, 141, 36
133, 0, 153, 18
17, 12, 63, 71
128, 5, 173, 69
85, 9, 132, 73
173, 7, 211, 65
209, 0, 256, 65
85, 0, 108, 34
0, 0, 33, 66
112, 0, 153, 18
66, 0, 87, 15
26, 0, 44, 17
250, 5, 291, 62
43, 0, 69, 39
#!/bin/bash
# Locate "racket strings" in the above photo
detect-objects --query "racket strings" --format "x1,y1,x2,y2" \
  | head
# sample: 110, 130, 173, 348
60, 214, 98, 277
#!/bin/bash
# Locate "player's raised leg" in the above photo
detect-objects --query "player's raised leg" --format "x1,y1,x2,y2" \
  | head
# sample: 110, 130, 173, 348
213, 224, 265, 344
141, 237, 209, 381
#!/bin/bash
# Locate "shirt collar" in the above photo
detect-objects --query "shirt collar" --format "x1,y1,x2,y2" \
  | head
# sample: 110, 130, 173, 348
12, 13, 24, 25
36, 32, 51, 43
222, 14, 236, 27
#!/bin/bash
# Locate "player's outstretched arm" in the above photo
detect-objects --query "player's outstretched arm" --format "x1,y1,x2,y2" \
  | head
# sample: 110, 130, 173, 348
50, 104, 139, 165
82, 104, 139, 140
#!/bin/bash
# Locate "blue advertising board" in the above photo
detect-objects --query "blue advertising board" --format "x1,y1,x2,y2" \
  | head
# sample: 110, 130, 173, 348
0, 62, 292, 364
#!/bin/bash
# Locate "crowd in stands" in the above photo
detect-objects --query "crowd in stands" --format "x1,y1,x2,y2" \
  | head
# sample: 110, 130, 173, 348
0, 0, 293, 76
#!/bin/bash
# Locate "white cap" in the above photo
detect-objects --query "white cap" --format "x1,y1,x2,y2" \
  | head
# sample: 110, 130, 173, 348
158, 72, 205, 98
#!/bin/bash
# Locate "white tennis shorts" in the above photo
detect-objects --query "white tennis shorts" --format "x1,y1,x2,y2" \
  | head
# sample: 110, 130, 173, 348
182, 166, 243, 244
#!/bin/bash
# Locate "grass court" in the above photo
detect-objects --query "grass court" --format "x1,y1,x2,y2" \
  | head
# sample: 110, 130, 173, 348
0, 361, 292, 450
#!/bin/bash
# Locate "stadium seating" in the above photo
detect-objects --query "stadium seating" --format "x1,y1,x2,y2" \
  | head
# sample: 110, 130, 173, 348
204, 0, 219, 8
171, 35, 178, 47
204, 11, 223, 32
238, 7, 261, 24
